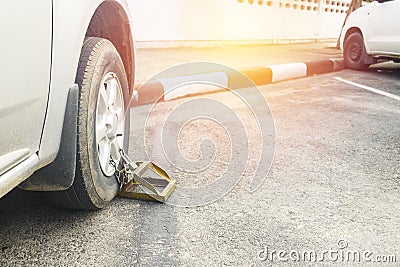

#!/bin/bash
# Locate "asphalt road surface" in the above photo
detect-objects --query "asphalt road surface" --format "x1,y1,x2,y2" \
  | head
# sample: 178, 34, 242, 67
1, 66, 399, 266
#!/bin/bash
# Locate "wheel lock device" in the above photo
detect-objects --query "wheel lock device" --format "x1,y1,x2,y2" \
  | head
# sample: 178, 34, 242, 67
114, 150, 176, 202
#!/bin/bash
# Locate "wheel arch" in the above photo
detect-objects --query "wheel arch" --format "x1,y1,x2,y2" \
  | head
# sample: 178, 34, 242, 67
344, 27, 362, 43
85, 1, 135, 94
343, 27, 371, 54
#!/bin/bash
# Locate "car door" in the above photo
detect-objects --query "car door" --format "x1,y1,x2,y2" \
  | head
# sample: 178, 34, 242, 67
366, 0, 400, 54
0, 1, 52, 174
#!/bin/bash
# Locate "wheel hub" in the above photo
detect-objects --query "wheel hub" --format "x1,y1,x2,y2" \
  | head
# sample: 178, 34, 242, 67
350, 43, 362, 61
95, 73, 125, 176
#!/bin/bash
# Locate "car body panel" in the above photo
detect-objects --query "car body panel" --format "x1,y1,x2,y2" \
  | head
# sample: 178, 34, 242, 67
367, 0, 400, 55
341, 0, 400, 57
0, 0, 134, 198
0, 154, 39, 198
0, 1, 52, 166
39, 0, 134, 168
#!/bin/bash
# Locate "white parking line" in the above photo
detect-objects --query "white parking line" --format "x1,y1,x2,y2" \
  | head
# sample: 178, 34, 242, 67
333, 76, 400, 102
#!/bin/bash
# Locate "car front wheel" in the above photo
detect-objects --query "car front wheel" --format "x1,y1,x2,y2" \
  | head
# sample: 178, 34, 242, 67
343, 32, 370, 71
47, 37, 130, 209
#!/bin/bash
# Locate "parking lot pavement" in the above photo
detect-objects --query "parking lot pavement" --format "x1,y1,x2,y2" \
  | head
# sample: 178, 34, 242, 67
1, 67, 399, 266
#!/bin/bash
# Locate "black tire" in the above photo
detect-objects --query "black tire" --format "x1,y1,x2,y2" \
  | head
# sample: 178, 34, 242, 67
343, 32, 370, 71
47, 37, 130, 210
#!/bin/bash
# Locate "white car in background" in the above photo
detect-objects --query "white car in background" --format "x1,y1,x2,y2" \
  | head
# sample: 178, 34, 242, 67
341, 0, 400, 70
0, 1, 135, 209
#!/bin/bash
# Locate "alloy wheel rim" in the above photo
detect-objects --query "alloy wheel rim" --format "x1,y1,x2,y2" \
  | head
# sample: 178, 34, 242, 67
95, 72, 125, 176
350, 42, 362, 62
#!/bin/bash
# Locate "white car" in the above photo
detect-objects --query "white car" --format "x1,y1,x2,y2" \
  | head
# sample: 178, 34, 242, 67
0, 1, 135, 209
341, 0, 400, 70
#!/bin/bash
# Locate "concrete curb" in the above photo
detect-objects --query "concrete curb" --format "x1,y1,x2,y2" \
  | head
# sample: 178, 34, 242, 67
133, 58, 344, 105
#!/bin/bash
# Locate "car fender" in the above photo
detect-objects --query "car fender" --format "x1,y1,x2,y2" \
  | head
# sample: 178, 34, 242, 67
38, 0, 134, 168
340, 2, 376, 54
20, 0, 134, 191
